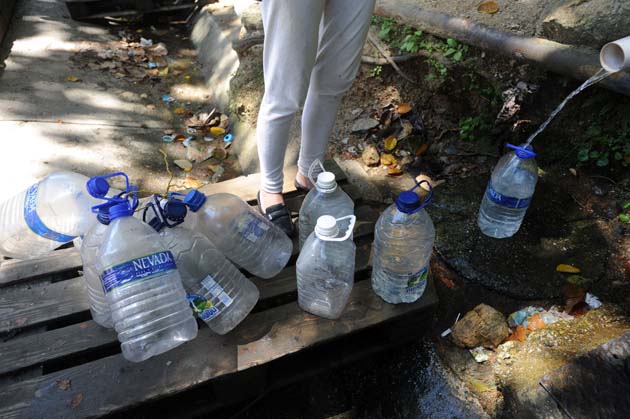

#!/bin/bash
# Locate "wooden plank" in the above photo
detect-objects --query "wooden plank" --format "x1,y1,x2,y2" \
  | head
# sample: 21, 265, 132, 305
0, 279, 437, 419
199, 161, 346, 203
0, 248, 82, 288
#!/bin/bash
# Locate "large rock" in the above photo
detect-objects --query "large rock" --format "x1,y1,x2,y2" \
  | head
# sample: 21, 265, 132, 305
451, 304, 510, 349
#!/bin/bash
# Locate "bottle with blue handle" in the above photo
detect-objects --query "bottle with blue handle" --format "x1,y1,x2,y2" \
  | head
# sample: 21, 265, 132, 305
478, 144, 538, 238
0, 172, 107, 260
94, 190, 197, 362
371, 181, 435, 304
143, 193, 259, 335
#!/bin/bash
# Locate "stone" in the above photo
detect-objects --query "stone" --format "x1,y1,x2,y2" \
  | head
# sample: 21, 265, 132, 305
451, 304, 510, 349
351, 118, 379, 133
361, 144, 380, 166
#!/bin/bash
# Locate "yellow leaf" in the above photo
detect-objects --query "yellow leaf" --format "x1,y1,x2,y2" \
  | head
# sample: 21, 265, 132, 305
556, 264, 581, 274
467, 378, 493, 393
478, 1, 500, 14
384, 136, 397, 151
174, 134, 186, 142
184, 175, 202, 189
396, 103, 412, 115
174, 108, 186, 115
381, 153, 397, 166
158, 67, 169, 76
387, 166, 403, 176
209, 126, 226, 136
67, 75, 80, 82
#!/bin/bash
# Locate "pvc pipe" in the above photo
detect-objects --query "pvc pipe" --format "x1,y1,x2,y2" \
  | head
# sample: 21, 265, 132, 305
600, 35, 630, 73
373, 0, 630, 96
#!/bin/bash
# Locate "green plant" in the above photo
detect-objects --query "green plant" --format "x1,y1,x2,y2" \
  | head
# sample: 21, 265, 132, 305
399, 29, 424, 53
620, 201, 630, 223
370, 65, 383, 78
443, 38, 468, 62
459, 116, 491, 141
375, 17, 396, 41
577, 124, 630, 167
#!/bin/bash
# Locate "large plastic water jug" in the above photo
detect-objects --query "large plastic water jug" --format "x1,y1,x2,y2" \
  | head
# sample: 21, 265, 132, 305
181, 191, 292, 279
371, 181, 434, 304
0, 172, 108, 259
478, 144, 538, 238
95, 195, 197, 362
297, 215, 356, 319
298, 160, 354, 249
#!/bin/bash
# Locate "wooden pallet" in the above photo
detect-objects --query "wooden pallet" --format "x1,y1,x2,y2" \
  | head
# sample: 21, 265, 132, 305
0, 162, 438, 418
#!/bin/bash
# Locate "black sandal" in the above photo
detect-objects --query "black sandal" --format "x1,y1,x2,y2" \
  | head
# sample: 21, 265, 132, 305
294, 179, 311, 193
257, 191, 295, 238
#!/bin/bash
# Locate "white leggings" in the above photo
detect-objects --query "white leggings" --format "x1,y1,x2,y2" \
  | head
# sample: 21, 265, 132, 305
256, 0, 376, 193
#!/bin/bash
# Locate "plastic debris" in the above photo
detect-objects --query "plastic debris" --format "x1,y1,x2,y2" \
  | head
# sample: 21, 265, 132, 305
162, 135, 174, 142
508, 306, 574, 329
441, 312, 461, 338
469, 346, 491, 363
182, 137, 194, 148
148, 62, 157, 69
223, 133, 233, 143
186, 127, 197, 135
203, 136, 213, 142
140, 37, 153, 47
585, 293, 602, 309
162, 95, 175, 103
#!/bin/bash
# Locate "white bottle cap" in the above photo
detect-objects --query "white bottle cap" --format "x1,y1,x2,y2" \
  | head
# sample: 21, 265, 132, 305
314, 215, 339, 238
316, 171, 337, 191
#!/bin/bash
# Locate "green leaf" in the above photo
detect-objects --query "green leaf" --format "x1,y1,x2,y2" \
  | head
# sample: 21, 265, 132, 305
453, 51, 463, 61
445, 48, 456, 56
623, 201, 630, 210
577, 149, 590, 161
596, 156, 609, 167
589, 150, 600, 158
620, 213, 630, 223
614, 151, 623, 161
447, 38, 457, 47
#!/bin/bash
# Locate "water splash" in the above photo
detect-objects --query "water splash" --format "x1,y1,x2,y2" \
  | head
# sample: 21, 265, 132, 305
525, 68, 614, 146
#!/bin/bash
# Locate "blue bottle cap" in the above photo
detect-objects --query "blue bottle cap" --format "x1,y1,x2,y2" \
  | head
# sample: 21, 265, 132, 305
86, 177, 110, 198
183, 189, 206, 212
507, 143, 536, 159
109, 202, 134, 221
395, 191, 421, 214
164, 201, 187, 222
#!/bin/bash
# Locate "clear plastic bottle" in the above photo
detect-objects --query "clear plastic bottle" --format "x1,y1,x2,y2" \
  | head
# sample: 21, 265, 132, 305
371, 182, 435, 304
158, 226, 259, 335
181, 191, 293, 279
478, 144, 538, 238
0, 172, 108, 260
97, 201, 197, 362
297, 215, 356, 319
298, 160, 354, 249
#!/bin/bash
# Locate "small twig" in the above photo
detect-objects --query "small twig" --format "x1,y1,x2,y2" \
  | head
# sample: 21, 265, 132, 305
367, 33, 418, 85
588, 175, 617, 185
361, 50, 449, 66
435, 128, 459, 141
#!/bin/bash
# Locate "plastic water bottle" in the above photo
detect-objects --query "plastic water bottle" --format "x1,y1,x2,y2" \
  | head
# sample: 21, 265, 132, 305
0, 171, 108, 260
298, 160, 354, 249
96, 198, 197, 362
159, 226, 259, 334
297, 215, 356, 319
478, 144, 538, 238
181, 191, 293, 279
371, 181, 435, 304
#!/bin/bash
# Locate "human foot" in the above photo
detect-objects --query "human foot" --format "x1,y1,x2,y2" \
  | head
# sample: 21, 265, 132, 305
257, 191, 294, 237
295, 172, 314, 191
258, 190, 284, 212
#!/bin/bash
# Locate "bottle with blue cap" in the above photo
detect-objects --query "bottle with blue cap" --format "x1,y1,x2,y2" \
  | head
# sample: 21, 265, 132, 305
180, 191, 292, 279
371, 181, 435, 304
143, 193, 259, 335
93, 188, 197, 362
0, 172, 108, 260
296, 214, 357, 319
298, 160, 354, 249
478, 143, 538, 238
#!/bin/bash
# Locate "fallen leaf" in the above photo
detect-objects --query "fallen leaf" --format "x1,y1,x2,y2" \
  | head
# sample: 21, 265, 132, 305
71, 393, 84, 408
174, 108, 186, 115
384, 136, 397, 151
556, 264, 581, 273
478, 1, 500, 14
213, 147, 227, 160
174, 134, 186, 142
184, 175, 202, 189
507, 325, 527, 342
399, 120, 414, 140
526, 313, 546, 331
569, 168, 577, 176
56, 379, 71, 391
562, 283, 586, 314
209, 126, 226, 136
67, 75, 81, 82
380, 153, 397, 166
387, 166, 403, 176
571, 301, 590, 317
415, 143, 429, 156
467, 377, 493, 393
566, 275, 591, 286
174, 159, 193, 172
145, 68, 159, 77
158, 67, 169, 76
396, 103, 412, 115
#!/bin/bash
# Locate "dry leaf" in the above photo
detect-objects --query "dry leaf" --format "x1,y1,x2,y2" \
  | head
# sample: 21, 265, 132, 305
562, 283, 586, 314
158, 67, 169, 76
174, 134, 186, 142
507, 325, 527, 342
478, 1, 500, 14
526, 313, 546, 331
396, 103, 412, 115
71, 393, 84, 408
56, 379, 71, 391
174, 108, 186, 115
145, 69, 159, 76
399, 120, 414, 139
67, 75, 81, 82
569, 168, 577, 176
556, 264, 581, 273
184, 175, 202, 189
213, 147, 227, 160
209, 126, 226, 136
387, 166, 403, 176
384, 136, 397, 151
380, 153, 397, 166
174, 159, 193, 172
415, 143, 429, 156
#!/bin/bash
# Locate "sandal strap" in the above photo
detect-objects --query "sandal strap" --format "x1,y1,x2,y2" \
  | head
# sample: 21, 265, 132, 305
264, 203, 291, 221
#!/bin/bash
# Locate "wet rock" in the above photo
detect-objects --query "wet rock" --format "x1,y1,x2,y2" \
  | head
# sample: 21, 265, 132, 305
451, 304, 510, 349
351, 118, 379, 133
362, 144, 380, 166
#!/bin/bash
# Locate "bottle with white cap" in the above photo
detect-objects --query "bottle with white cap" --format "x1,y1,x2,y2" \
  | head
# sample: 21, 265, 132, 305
296, 214, 356, 319
298, 160, 354, 249
371, 181, 434, 304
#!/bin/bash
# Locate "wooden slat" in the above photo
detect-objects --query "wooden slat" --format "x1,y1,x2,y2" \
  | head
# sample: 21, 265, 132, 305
0, 279, 437, 419
0, 248, 82, 288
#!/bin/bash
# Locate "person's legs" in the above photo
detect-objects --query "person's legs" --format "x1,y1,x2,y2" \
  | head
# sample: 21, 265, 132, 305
297, 0, 376, 186
257, 0, 324, 209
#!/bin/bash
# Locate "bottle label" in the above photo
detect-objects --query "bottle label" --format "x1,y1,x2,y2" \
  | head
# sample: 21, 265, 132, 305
100, 251, 176, 294
187, 275, 234, 321
23, 183, 76, 243
486, 181, 531, 209
406, 266, 428, 294
241, 214, 270, 243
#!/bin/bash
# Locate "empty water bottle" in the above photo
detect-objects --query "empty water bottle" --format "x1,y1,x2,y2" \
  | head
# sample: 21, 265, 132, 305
297, 215, 356, 319
478, 144, 538, 238
298, 160, 354, 249
144, 195, 259, 335
371, 181, 434, 304
181, 191, 292, 279
96, 196, 197, 362
0, 171, 108, 260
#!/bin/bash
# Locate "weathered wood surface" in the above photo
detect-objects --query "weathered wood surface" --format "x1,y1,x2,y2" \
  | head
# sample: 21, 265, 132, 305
0, 247, 82, 287
0, 0, 15, 45
0, 280, 437, 419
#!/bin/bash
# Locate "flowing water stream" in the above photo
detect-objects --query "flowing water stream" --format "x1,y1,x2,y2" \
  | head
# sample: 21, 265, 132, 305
525, 68, 614, 146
